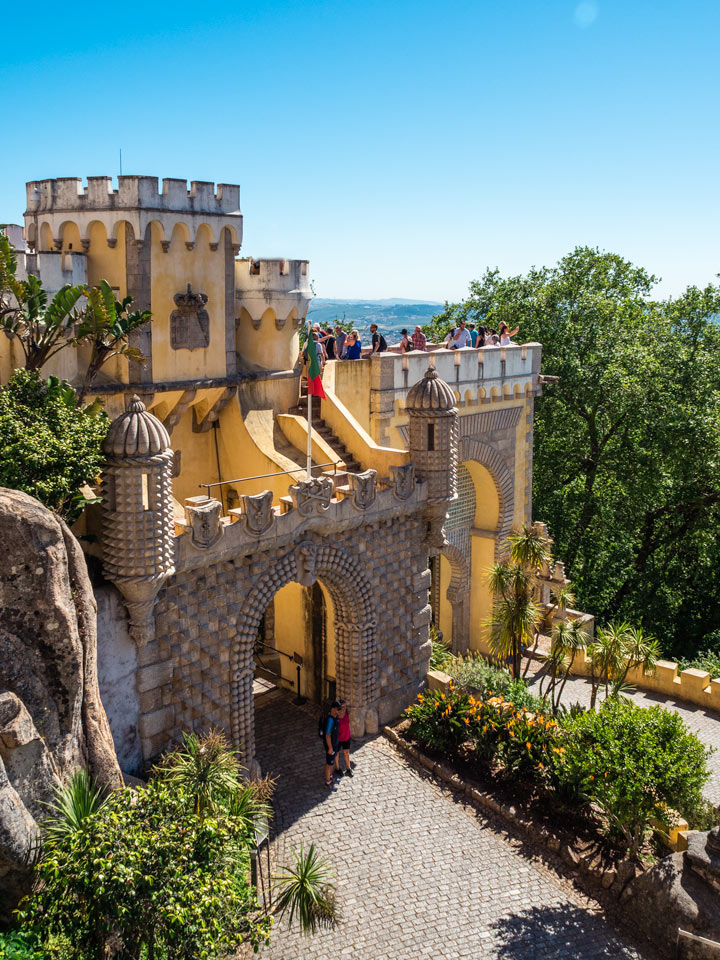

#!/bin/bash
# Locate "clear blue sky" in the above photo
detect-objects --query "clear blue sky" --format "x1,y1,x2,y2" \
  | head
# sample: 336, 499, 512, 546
2, 1, 718, 301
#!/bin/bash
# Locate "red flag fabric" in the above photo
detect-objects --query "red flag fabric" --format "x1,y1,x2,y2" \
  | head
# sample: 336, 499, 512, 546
307, 336, 326, 399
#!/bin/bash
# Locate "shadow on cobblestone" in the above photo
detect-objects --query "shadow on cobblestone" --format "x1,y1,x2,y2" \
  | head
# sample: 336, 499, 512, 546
491, 904, 641, 958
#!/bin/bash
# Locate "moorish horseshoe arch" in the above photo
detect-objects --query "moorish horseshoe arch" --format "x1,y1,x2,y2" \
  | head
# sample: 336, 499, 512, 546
437, 542, 471, 653
230, 539, 378, 772
459, 436, 515, 552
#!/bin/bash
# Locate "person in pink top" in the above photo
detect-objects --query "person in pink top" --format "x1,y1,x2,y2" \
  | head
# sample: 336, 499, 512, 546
336, 700, 353, 777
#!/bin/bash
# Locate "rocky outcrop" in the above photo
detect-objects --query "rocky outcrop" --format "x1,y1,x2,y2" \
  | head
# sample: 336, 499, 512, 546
0, 488, 121, 918
623, 828, 720, 957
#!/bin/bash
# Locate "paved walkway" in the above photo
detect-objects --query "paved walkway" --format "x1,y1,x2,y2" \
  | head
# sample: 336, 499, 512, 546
524, 662, 720, 805
255, 694, 651, 960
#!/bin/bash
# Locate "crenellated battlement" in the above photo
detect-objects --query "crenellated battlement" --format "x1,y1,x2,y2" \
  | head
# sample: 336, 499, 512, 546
25, 177, 240, 215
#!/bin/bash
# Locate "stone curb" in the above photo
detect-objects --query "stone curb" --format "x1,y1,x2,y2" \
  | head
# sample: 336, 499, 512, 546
382, 725, 630, 894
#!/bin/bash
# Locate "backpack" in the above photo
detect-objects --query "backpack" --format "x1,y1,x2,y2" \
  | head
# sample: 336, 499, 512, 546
318, 706, 329, 740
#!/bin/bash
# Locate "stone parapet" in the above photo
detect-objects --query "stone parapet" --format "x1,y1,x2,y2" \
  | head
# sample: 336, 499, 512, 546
173, 467, 428, 576
25, 177, 240, 215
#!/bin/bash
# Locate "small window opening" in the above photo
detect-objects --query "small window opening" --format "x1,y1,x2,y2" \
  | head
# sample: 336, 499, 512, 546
141, 473, 150, 511
427, 423, 435, 451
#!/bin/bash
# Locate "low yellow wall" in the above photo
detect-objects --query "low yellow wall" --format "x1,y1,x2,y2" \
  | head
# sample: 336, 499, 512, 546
320, 387, 408, 475
541, 651, 720, 712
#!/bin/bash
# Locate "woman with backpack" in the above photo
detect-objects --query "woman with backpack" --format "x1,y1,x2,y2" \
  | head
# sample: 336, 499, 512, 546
337, 700, 353, 777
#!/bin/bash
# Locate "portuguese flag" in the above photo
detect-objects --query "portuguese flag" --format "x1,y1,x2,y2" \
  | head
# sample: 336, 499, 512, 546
307, 329, 326, 399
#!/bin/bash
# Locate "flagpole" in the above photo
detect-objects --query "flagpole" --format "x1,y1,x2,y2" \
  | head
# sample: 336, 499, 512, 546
306, 321, 313, 480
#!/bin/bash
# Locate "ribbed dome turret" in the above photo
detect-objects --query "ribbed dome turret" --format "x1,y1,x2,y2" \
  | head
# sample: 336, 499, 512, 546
103, 396, 171, 458
405, 367, 456, 412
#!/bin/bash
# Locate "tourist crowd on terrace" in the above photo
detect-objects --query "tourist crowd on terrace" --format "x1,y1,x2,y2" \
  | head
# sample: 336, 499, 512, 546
304, 318, 519, 368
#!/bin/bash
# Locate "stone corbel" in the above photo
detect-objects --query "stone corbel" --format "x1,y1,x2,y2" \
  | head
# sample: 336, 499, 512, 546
348, 469, 377, 510
390, 462, 415, 501
161, 241, 171, 253
185, 242, 195, 252
115, 579, 165, 648
288, 476, 333, 516
81, 239, 90, 253
209, 242, 219, 252
106, 238, 117, 249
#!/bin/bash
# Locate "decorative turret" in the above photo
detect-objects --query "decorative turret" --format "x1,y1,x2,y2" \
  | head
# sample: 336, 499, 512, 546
406, 366, 458, 546
101, 396, 175, 645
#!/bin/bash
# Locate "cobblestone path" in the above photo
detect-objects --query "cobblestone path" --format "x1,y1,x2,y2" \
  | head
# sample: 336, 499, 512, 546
255, 695, 650, 960
524, 663, 720, 805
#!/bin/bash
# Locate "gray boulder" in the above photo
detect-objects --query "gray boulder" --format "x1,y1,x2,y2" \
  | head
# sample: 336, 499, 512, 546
0, 488, 121, 918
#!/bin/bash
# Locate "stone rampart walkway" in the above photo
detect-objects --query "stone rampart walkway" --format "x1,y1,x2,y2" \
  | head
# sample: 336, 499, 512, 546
524, 662, 720, 805
255, 695, 651, 960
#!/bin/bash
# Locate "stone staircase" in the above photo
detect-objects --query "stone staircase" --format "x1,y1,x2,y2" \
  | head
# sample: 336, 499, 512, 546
290, 391, 363, 477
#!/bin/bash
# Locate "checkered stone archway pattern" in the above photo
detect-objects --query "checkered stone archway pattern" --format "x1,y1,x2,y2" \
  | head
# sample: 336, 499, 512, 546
231, 539, 378, 773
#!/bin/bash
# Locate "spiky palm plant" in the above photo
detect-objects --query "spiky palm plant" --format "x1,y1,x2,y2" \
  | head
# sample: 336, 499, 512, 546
273, 844, 339, 935
156, 729, 243, 817
43, 769, 107, 846
548, 619, 588, 710
487, 562, 543, 678
587, 622, 659, 708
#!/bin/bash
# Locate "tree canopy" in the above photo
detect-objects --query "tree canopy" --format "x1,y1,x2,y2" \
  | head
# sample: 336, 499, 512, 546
0, 369, 108, 523
431, 247, 720, 658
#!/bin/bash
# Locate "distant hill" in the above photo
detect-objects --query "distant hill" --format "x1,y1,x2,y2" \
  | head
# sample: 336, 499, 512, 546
307, 298, 442, 341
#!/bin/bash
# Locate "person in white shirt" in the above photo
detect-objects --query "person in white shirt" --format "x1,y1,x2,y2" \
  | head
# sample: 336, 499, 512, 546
498, 321, 519, 346
451, 320, 472, 349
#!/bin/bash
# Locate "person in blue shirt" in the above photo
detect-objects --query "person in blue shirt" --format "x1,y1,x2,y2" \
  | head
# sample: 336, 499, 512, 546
344, 331, 362, 359
468, 322, 479, 347
324, 700, 342, 790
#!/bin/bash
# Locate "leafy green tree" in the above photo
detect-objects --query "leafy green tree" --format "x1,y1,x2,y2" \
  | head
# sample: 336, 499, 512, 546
554, 699, 711, 860
433, 248, 720, 657
0, 369, 108, 522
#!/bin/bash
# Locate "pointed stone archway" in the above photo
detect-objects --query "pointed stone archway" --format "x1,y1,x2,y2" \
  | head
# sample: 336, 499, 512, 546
230, 538, 378, 774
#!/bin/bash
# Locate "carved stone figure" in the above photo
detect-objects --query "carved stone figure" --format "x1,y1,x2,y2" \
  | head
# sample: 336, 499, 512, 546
170, 284, 210, 351
295, 541, 317, 586
184, 495, 223, 549
391, 462, 415, 501
288, 476, 333, 516
349, 469, 377, 510
241, 490, 274, 537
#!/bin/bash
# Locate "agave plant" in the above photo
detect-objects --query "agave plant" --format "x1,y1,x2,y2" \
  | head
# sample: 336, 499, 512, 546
273, 843, 339, 935
43, 769, 107, 846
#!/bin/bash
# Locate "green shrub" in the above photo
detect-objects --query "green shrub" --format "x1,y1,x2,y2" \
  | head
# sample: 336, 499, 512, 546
444, 653, 544, 711
680, 644, 720, 679
553, 699, 712, 859
19, 733, 272, 959
405, 688, 476, 752
0, 369, 107, 523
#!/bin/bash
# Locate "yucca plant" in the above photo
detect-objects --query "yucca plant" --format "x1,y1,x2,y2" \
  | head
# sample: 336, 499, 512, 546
43, 769, 107, 846
588, 622, 660, 708
273, 843, 339, 935
155, 729, 244, 817
487, 524, 552, 678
